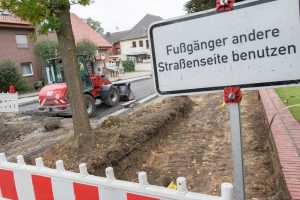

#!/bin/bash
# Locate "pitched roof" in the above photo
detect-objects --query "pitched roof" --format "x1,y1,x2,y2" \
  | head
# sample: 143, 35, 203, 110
103, 30, 130, 45
70, 13, 111, 48
0, 10, 32, 28
121, 14, 163, 41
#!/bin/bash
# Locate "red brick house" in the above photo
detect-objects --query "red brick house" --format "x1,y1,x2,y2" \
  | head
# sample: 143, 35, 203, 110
0, 10, 41, 86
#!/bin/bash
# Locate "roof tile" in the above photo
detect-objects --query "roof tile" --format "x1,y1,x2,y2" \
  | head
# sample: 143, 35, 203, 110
0, 15, 30, 25
70, 13, 111, 48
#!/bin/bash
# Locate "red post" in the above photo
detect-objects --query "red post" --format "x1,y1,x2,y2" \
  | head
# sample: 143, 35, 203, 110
224, 87, 242, 103
216, 0, 234, 12
9, 84, 16, 93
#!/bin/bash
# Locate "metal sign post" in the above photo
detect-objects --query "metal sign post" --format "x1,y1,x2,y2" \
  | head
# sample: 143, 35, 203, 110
224, 87, 245, 200
218, 2, 245, 199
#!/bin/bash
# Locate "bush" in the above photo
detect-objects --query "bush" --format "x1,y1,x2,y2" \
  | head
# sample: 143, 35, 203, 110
0, 60, 20, 92
34, 80, 45, 90
122, 60, 135, 72
15, 78, 32, 92
0, 60, 31, 92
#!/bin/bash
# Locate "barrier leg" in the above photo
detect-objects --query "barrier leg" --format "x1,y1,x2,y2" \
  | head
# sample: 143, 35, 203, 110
221, 183, 233, 200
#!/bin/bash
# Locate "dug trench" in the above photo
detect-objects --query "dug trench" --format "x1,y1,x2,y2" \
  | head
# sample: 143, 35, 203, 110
27, 92, 289, 199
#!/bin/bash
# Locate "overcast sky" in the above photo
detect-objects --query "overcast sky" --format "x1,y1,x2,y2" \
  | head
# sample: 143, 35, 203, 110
71, 0, 188, 33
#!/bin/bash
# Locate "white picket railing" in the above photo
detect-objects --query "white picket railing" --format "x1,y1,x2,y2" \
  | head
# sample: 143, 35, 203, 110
0, 93, 18, 113
0, 153, 233, 200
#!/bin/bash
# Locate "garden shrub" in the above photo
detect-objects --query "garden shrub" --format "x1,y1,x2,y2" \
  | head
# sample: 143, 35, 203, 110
122, 60, 135, 72
34, 80, 45, 90
15, 78, 32, 92
0, 60, 31, 92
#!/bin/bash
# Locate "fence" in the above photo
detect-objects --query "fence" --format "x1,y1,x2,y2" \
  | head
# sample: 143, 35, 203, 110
0, 153, 233, 200
135, 63, 152, 71
0, 93, 18, 113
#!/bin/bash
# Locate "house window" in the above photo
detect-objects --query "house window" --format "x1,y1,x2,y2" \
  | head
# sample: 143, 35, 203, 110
139, 40, 143, 47
16, 35, 29, 48
21, 63, 33, 76
132, 41, 136, 48
146, 40, 149, 49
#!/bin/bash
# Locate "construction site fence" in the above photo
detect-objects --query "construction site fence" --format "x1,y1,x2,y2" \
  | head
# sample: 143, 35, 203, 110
0, 153, 233, 200
0, 93, 18, 113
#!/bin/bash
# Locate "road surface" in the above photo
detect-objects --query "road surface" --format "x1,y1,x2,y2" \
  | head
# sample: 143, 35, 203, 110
19, 78, 156, 119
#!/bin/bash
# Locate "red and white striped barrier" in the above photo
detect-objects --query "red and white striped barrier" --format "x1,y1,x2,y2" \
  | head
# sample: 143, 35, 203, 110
0, 153, 233, 200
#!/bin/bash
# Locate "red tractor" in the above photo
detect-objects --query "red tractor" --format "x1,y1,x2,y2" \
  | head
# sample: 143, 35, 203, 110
38, 55, 134, 117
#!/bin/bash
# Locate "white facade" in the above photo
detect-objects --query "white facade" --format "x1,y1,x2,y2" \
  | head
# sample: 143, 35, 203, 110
120, 38, 150, 58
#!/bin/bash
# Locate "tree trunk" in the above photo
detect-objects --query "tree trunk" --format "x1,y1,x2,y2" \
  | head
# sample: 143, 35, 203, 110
56, 4, 92, 137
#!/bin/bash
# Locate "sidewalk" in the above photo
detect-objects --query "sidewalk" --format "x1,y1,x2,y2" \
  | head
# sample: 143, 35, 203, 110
108, 71, 152, 82
18, 71, 152, 106
259, 89, 300, 200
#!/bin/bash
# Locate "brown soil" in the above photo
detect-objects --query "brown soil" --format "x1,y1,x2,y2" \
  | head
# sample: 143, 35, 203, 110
0, 113, 71, 161
0, 113, 40, 151
37, 96, 193, 176
112, 91, 288, 199
13, 92, 289, 199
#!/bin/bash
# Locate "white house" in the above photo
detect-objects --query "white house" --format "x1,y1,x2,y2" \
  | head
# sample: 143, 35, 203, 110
119, 14, 163, 64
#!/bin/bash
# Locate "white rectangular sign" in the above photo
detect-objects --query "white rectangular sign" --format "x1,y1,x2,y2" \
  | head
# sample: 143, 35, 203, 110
149, 0, 300, 95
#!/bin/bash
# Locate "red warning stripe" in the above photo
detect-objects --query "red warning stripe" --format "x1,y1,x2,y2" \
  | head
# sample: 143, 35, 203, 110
73, 182, 99, 200
32, 174, 54, 200
0, 169, 18, 200
127, 193, 160, 200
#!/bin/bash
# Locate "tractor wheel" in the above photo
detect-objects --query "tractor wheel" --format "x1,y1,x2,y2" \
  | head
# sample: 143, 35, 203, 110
85, 94, 96, 117
103, 86, 120, 107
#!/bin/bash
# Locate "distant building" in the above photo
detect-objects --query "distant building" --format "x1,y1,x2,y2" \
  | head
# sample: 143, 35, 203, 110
104, 14, 163, 64
119, 14, 163, 63
0, 10, 41, 86
103, 30, 129, 60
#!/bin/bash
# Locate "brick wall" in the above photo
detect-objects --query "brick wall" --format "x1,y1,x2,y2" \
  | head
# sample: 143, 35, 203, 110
0, 27, 41, 86
260, 89, 300, 200
111, 42, 121, 56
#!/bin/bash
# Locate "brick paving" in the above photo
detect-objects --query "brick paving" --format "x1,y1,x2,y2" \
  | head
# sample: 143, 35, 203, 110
260, 89, 300, 200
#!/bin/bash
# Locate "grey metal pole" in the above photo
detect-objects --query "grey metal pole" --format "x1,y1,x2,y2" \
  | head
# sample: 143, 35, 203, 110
229, 103, 245, 200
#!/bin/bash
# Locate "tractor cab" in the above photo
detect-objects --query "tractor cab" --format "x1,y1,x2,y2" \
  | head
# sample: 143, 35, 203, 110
39, 55, 134, 117
45, 55, 93, 91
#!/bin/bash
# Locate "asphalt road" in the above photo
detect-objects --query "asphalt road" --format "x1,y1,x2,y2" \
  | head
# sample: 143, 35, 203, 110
20, 78, 156, 119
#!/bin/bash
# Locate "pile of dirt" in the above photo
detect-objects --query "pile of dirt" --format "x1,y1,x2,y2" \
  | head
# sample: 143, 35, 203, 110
43, 117, 61, 132
38, 96, 193, 175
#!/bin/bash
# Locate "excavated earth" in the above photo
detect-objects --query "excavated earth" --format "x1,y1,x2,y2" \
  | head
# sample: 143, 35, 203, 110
1, 92, 290, 199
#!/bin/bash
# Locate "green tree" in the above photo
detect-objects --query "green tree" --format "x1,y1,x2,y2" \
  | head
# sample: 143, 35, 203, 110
34, 40, 59, 60
83, 17, 104, 34
184, 0, 245, 13
1, 0, 93, 138
76, 39, 98, 62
